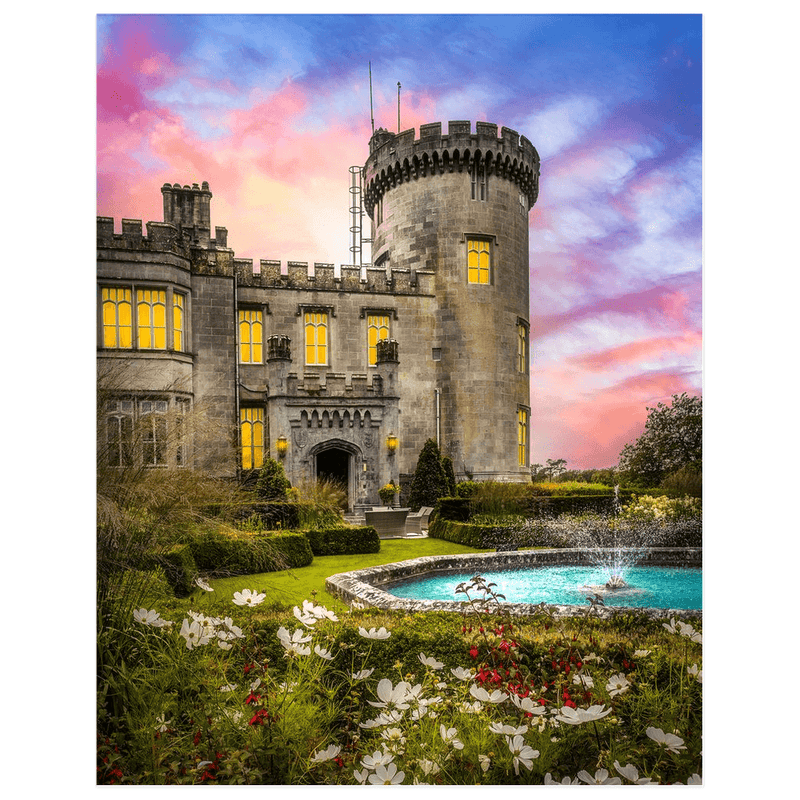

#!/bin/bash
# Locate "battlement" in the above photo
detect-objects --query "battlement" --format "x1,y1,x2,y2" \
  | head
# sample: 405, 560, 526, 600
97, 216, 229, 257
364, 120, 539, 211
233, 258, 435, 295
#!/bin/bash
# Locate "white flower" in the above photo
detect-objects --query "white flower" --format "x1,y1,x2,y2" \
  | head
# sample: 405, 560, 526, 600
293, 606, 318, 627
418, 653, 444, 669
301, 599, 338, 622
606, 673, 630, 697
217, 639, 233, 650
133, 608, 172, 627
361, 750, 394, 769
194, 576, 214, 592
314, 644, 335, 660
369, 679, 413, 711
155, 713, 171, 732
506, 734, 539, 774
249, 677, 261, 692
418, 758, 441, 776
663, 617, 679, 634
469, 684, 508, 704
687, 663, 703, 683
219, 683, 237, 692
309, 744, 341, 764
351, 668, 375, 681
646, 726, 687, 754
358, 626, 391, 639
577, 768, 622, 785
509, 693, 547, 715
572, 671, 594, 689
478, 754, 491, 773
179, 618, 212, 650
380, 727, 406, 753
613, 761, 657, 784
369, 762, 405, 784
545, 773, 580, 785
439, 724, 464, 749
353, 768, 370, 784
277, 626, 312, 656
232, 589, 266, 607
450, 666, 474, 681
222, 617, 244, 638
686, 774, 702, 784
553, 704, 612, 725
634, 649, 651, 658
489, 722, 527, 736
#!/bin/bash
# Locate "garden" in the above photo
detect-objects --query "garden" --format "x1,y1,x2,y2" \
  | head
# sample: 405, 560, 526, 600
97, 439, 702, 785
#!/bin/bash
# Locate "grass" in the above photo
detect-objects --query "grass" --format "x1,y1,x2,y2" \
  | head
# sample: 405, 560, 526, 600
178, 537, 495, 614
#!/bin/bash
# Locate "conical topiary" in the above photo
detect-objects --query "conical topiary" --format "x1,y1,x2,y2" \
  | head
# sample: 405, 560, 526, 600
255, 457, 291, 501
408, 438, 450, 511
441, 455, 457, 497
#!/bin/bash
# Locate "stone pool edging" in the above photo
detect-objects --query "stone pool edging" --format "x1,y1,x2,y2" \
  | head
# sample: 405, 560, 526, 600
325, 548, 702, 620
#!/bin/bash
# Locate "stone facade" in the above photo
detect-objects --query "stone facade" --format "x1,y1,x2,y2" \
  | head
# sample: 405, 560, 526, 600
97, 121, 540, 506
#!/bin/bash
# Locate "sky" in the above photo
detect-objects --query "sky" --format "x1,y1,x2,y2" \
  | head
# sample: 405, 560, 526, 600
96, 13, 702, 471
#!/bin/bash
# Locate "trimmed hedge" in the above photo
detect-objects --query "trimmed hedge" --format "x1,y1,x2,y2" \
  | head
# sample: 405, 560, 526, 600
304, 526, 380, 556
428, 517, 570, 549
189, 529, 313, 577
159, 544, 197, 597
203, 502, 302, 530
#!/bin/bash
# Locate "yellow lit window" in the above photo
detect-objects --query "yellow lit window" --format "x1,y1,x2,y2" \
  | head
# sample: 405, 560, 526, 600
239, 309, 263, 363
467, 239, 491, 284
517, 322, 528, 373
240, 407, 264, 470
173, 293, 185, 352
367, 314, 390, 366
136, 289, 167, 349
304, 311, 328, 365
518, 408, 528, 467
102, 287, 133, 349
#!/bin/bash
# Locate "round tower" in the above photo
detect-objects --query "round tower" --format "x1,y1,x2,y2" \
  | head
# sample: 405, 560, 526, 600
363, 121, 540, 480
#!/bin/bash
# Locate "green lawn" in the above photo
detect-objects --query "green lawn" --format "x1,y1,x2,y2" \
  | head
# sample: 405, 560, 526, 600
190, 537, 493, 614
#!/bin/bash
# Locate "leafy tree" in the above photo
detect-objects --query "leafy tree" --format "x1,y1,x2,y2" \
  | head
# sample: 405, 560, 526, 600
530, 463, 548, 482
255, 457, 292, 500
617, 393, 702, 487
546, 458, 568, 481
408, 438, 450, 510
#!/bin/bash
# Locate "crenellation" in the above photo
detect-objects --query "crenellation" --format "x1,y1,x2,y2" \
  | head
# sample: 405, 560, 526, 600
122, 219, 143, 238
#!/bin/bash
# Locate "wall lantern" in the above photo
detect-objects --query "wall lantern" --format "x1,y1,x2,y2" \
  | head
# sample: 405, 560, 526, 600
276, 436, 289, 458
386, 433, 398, 455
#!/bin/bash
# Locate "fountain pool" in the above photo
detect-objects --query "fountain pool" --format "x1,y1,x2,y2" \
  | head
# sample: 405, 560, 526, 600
387, 565, 701, 610
325, 548, 702, 619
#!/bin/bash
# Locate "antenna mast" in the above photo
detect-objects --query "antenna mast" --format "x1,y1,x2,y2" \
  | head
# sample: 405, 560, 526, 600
397, 81, 401, 132
369, 62, 375, 135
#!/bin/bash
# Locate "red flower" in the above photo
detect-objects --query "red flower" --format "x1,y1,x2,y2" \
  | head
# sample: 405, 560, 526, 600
469, 646, 479, 660
245, 692, 261, 705
193, 730, 202, 745
249, 709, 270, 726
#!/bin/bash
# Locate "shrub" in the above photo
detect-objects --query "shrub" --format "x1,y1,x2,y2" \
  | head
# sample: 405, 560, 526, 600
189, 529, 312, 576
660, 465, 702, 498
255, 457, 292, 500
159, 544, 197, 596
441, 456, 457, 496
455, 481, 480, 498
408, 439, 450, 510
304, 526, 380, 556
620, 494, 702, 522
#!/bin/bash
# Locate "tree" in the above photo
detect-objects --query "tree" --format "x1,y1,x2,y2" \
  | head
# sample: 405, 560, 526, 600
408, 439, 450, 510
255, 457, 292, 500
617, 393, 702, 487
546, 458, 568, 481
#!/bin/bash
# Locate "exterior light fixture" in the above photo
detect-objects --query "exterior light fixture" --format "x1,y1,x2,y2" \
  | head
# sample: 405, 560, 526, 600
276, 436, 289, 458
386, 433, 398, 455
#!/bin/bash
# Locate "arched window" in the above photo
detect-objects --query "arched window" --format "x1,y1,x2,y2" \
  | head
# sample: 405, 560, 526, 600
239, 309, 263, 363
102, 288, 133, 349
467, 239, 491, 284
367, 314, 390, 366
240, 407, 264, 470
304, 311, 328, 365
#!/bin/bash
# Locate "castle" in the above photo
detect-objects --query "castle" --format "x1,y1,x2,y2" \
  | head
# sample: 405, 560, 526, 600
97, 120, 540, 509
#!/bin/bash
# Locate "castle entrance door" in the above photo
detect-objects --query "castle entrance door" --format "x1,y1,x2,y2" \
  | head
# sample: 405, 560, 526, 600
315, 447, 351, 511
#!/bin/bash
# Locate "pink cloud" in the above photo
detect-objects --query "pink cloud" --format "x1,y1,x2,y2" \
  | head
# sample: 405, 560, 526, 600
569, 331, 702, 371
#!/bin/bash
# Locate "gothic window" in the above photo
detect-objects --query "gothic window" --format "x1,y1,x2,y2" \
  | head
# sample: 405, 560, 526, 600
136, 289, 167, 349
140, 399, 169, 466
173, 292, 185, 352
471, 159, 487, 200
367, 314, 390, 366
239, 309, 263, 363
518, 407, 529, 467
304, 311, 328, 365
102, 287, 133, 349
375, 195, 383, 226
517, 320, 529, 373
467, 238, 491, 284
106, 399, 134, 467
240, 407, 264, 470
175, 398, 190, 466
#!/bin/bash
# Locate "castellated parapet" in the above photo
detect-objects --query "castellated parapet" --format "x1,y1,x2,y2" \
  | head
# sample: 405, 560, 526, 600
363, 120, 540, 217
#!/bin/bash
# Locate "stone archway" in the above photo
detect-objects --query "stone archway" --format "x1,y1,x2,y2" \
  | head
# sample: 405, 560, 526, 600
310, 440, 362, 512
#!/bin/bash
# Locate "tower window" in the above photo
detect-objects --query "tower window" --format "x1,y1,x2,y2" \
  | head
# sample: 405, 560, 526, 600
467, 239, 491, 284
102, 287, 133, 349
239, 309, 263, 363
106, 399, 134, 467
517, 320, 529, 373
304, 311, 328, 365
518, 408, 529, 467
140, 399, 168, 466
136, 289, 167, 349
240, 407, 264, 470
173, 292, 185, 352
367, 314, 390, 366
471, 159, 487, 200
375, 195, 383, 226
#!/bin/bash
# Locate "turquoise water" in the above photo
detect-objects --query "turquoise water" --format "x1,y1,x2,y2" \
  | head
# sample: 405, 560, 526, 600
387, 565, 702, 610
